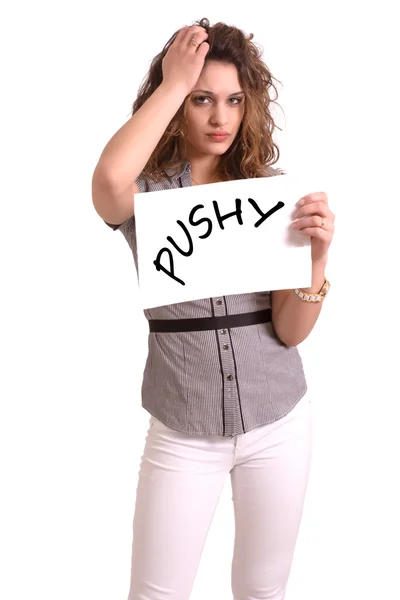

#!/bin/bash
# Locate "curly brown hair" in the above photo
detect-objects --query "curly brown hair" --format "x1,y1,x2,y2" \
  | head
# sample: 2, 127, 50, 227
131, 17, 285, 182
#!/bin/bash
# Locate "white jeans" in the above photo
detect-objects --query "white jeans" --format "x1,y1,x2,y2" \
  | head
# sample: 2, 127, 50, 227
127, 394, 313, 600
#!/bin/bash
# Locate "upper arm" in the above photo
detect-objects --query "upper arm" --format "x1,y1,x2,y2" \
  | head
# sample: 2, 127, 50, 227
91, 166, 140, 229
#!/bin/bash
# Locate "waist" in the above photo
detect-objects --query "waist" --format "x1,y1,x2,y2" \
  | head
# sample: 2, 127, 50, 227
148, 308, 272, 333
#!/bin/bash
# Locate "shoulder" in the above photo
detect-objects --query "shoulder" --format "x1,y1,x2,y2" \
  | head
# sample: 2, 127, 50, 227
265, 165, 286, 177
135, 169, 183, 193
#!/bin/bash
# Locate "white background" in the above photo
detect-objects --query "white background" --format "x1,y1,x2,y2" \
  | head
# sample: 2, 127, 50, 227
1, 1, 399, 599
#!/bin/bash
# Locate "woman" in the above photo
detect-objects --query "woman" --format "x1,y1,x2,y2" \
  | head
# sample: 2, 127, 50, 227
92, 17, 335, 600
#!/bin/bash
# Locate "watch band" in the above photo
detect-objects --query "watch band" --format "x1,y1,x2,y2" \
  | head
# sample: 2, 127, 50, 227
294, 278, 330, 302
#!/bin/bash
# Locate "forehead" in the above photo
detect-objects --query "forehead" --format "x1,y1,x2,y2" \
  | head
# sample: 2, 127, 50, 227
196, 61, 242, 92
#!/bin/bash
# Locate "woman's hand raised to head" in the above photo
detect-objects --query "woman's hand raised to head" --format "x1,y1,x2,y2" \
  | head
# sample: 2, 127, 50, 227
161, 26, 210, 96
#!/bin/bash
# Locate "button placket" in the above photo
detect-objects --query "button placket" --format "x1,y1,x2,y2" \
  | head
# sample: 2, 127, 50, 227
213, 297, 225, 317
211, 297, 241, 435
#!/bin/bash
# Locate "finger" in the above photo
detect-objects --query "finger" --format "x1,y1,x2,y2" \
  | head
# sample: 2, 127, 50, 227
172, 27, 190, 47
298, 192, 328, 206
295, 201, 330, 219
187, 34, 209, 52
196, 40, 210, 58
295, 227, 332, 240
292, 216, 333, 230
182, 25, 208, 48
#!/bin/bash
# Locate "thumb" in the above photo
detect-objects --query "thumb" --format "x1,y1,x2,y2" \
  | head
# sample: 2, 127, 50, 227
197, 42, 210, 60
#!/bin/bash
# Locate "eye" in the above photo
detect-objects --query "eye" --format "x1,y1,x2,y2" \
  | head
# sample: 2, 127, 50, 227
194, 96, 210, 104
192, 95, 244, 105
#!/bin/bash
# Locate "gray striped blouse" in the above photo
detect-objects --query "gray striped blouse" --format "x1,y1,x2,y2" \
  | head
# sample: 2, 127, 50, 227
104, 160, 307, 437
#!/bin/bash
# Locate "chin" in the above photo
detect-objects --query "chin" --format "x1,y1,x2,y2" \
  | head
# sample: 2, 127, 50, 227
211, 147, 228, 155
204, 143, 232, 155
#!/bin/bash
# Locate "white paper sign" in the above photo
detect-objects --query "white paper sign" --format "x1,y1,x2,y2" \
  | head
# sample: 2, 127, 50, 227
135, 174, 315, 309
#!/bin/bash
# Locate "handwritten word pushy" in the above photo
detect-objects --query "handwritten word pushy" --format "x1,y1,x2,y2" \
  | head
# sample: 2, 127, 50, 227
153, 197, 284, 285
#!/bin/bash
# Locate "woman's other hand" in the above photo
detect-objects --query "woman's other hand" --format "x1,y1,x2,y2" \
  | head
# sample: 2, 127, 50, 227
291, 192, 335, 265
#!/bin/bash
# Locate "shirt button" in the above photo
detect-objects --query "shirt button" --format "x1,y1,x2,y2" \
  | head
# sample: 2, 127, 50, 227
227, 374, 233, 381
216, 299, 222, 305
220, 329, 227, 335
223, 344, 229, 350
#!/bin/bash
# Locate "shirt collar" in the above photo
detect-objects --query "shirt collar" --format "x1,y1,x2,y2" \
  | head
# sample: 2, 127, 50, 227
164, 160, 191, 180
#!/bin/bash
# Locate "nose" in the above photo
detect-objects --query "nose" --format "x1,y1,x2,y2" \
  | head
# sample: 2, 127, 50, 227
210, 102, 229, 127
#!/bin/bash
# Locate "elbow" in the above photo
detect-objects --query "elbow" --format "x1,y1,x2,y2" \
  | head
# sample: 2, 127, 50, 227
273, 327, 303, 347
280, 334, 308, 347
272, 315, 310, 347
281, 338, 298, 348
274, 329, 294, 347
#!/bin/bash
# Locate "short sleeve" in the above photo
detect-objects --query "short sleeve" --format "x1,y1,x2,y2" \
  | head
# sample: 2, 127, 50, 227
266, 165, 285, 176
103, 174, 148, 231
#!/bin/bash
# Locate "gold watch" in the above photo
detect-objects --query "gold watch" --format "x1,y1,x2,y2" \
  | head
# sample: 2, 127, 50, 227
294, 278, 330, 302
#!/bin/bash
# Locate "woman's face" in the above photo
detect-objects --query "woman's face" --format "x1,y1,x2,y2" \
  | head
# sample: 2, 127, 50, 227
185, 60, 245, 158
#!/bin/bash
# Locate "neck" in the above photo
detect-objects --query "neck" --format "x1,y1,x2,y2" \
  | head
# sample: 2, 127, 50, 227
188, 158, 221, 185
186, 146, 221, 185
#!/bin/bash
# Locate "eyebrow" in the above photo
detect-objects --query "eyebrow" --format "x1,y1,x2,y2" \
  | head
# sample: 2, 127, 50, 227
192, 89, 245, 96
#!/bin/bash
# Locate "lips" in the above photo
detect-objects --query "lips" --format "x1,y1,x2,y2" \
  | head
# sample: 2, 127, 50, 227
207, 133, 230, 141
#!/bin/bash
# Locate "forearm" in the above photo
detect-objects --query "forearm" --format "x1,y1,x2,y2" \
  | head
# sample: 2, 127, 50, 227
95, 81, 188, 195
273, 260, 328, 347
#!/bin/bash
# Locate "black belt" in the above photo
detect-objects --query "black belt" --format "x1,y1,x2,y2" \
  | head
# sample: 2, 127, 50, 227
148, 308, 272, 333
